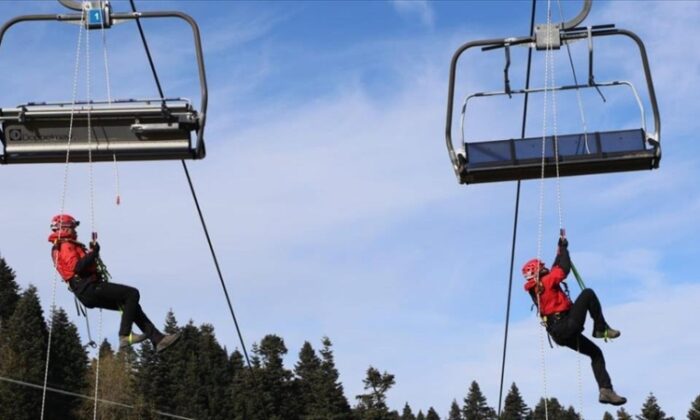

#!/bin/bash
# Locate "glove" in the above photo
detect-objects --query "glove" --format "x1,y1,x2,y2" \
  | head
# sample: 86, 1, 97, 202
558, 237, 568, 248
90, 241, 101, 255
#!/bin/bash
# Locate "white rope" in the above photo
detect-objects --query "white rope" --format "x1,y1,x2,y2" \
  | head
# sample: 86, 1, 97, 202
98, 2, 122, 205
41, 9, 86, 420
85, 19, 104, 420
557, 0, 591, 155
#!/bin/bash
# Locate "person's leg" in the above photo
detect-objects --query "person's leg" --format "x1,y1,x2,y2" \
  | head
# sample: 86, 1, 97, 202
560, 334, 612, 389
567, 288, 608, 334
132, 305, 163, 342
80, 282, 144, 337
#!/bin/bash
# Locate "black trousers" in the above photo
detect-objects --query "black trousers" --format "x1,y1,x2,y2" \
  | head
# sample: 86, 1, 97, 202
76, 281, 161, 339
547, 288, 613, 389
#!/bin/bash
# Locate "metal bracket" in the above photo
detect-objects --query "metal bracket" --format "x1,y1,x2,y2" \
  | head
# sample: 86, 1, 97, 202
58, 0, 112, 29
535, 23, 562, 50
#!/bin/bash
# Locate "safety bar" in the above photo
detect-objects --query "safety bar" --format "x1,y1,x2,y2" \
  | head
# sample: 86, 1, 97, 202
0, 10, 208, 160
460, 80, 648, 148
445, 27, 660, 179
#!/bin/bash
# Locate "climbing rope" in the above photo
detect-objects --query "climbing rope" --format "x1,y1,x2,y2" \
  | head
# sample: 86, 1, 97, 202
556, 0, 591, 155
41, 7, 86, 420
97, 2, 122, 206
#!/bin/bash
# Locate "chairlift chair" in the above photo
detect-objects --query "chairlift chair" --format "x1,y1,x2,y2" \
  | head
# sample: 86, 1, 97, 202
444, 0, 661, 185
0, 0, 208, 164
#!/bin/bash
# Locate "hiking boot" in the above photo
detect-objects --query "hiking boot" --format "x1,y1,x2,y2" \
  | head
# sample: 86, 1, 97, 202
119, 332, 148, 349
593, 327, 621, 341
599, 388, 627, 406
155, 333, 181, 353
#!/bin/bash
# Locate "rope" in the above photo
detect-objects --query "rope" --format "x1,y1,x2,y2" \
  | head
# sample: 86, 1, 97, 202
41, 8, 86, 420
0, 375, 196, 420
84, 17, 105, 420
125, 0, 254, 370
97, 1, 122, 205
533, 3, 560, 418
497, 0, 537, 415
556, 0, 591, 154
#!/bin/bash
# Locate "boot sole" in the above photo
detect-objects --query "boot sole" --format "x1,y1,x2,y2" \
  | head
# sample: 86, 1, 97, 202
156, 334, 181, 353
600, 398, 627, 406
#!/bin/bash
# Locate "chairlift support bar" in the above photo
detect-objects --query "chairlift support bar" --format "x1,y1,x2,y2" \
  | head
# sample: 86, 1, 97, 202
0, 9, 208, 164
445, 26, 661, 184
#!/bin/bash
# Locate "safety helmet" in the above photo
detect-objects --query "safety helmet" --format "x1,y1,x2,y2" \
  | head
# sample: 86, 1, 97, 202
522, 258, 546, 280
50, 214, 80, 231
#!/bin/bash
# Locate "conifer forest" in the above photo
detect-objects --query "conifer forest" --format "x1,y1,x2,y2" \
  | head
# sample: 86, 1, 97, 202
1, 257, 699, 419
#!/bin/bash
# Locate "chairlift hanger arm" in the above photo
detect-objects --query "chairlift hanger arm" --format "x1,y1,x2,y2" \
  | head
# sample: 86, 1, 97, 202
445, 27, 660, 179
0, 10, 208, 160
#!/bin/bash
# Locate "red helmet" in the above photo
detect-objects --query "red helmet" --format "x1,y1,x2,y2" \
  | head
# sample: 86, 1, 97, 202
50, 214, 80, 231
522, 258, 546, 280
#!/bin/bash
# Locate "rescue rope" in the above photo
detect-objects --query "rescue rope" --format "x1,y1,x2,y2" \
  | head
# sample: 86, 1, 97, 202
97, 2, 122, 205
41, 8, 86, 420
84, 16, 105, 420
497, 0, 537, 415
533, 3, 563, 419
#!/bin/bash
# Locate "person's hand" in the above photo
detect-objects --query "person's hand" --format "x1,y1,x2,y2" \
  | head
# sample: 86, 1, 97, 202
90, 241, 100, 255
558, 236, 568, 248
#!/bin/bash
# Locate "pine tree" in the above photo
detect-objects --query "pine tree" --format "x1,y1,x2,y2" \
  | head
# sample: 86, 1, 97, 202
617, 407, 633, 420
417, 411, 426, 420
500, 383, 530, 420
0, 257, 20, 329
256, 334, 299, 419
637, 393, 674, 420
401, 402, 416, 420
295, 341, 322, 417
133, 310, 182, 417
0, 285, 48, 420
317, 337, 352, 418
355, 366, 396, 419
603, 412, 615, 420
563, 405, 581, 420
426, 407, 440, 420
688, 394, 700, 420
79, 342, 137, 420
448, 399, 463, 420
532, 397, 568, 420
462, 380, 496, 420
190, 323, 231, 420
45, 307, 89, 419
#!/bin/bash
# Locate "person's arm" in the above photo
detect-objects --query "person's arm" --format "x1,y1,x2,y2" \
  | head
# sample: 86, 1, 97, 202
74, 242, 99, 276
545, 238, 570, 287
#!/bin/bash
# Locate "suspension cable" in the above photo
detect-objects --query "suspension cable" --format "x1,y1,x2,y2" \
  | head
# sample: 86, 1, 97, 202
1, 375, 195, 420
41, 8, 86, 419
126, 0, 254, 369
497, 0, 537, 415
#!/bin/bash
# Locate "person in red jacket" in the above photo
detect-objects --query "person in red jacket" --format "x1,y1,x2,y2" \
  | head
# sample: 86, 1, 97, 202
523, 237, 626, 406
49, 213, 180, 352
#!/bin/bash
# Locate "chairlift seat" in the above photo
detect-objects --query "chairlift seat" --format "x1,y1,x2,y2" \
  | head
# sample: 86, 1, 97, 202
0, 98, 200, 164
458, 129, 659, 184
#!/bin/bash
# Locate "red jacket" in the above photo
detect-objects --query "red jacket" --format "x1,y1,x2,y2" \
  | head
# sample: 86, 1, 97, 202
524, 266, 571, 316
49, 232, 97, 282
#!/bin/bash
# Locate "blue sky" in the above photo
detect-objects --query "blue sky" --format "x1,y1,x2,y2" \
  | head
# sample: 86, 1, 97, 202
1, 0, 698, 418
